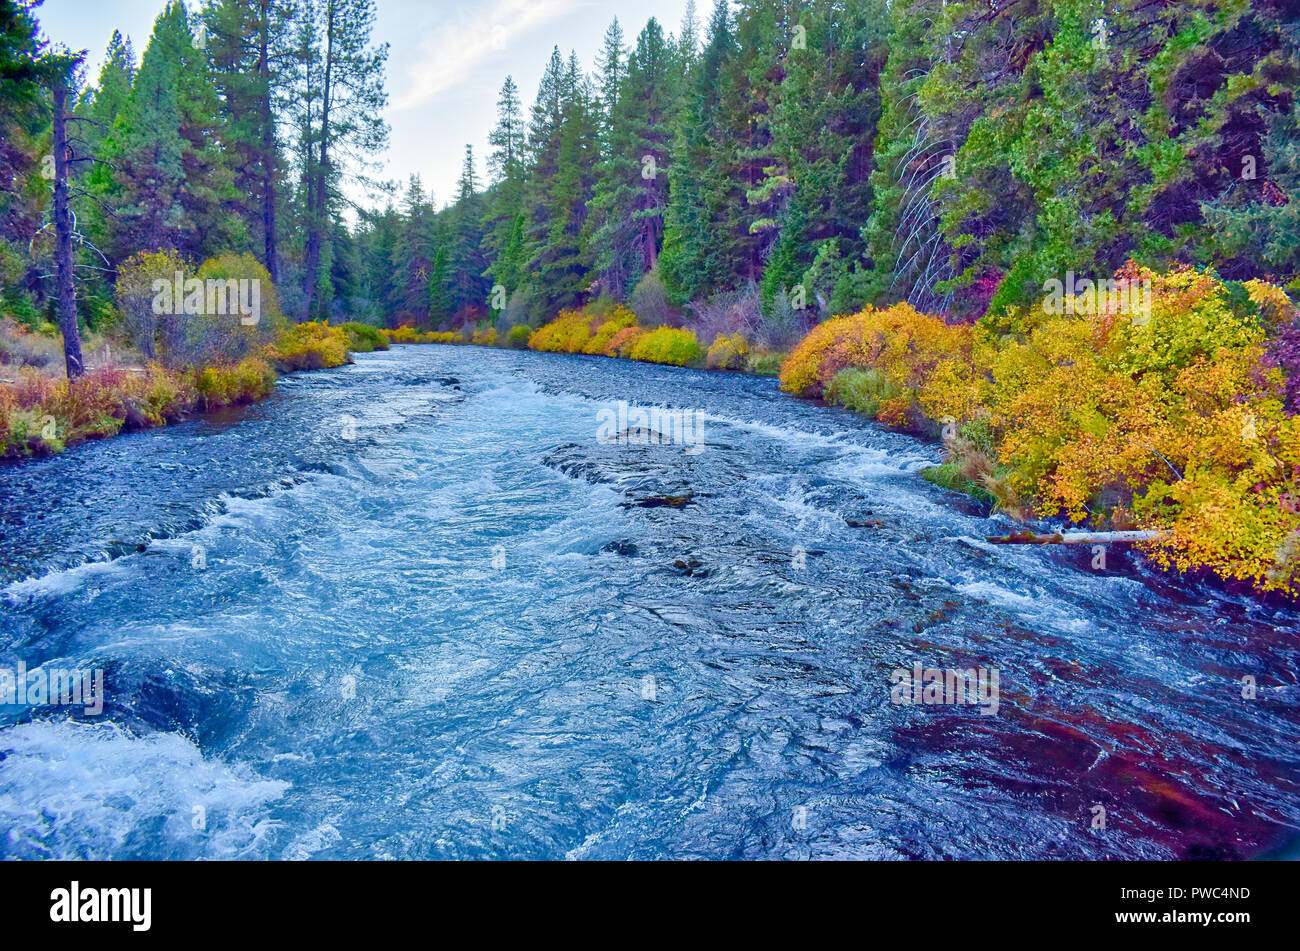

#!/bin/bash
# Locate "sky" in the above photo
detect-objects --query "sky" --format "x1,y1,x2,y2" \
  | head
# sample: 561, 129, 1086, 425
35, 0, 695, 209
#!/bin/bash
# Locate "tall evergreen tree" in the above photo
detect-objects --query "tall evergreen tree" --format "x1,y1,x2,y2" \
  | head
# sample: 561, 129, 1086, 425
483, 76, 527, 301
587, 19, 678, 299
0, 0, 48, 306
438, 146, 489, 321
389, 174, 436, 324
78, 30, 133, 159
204, 0, 294, 282
486, 75, 524, 185
291, 0, 389, 320
759, 0, 892, 313
660, 0, 736, 302
595, 18, 625, 152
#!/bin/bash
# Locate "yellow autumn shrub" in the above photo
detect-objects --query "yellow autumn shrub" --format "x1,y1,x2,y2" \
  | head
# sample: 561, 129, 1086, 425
706, 332, 749, 370
781, 263, 1300, 595
779, 302, 973, 427
628, 327, 704, 367
382, 326, 466, 345
529, 310, 593, 354
193, 357, 277, 409
265, 321, 350, 372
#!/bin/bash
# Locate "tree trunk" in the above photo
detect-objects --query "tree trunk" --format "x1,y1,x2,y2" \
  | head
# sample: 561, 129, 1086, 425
51, 80, 84, 380
259, 0, 278, 283
302, 0, 334, 321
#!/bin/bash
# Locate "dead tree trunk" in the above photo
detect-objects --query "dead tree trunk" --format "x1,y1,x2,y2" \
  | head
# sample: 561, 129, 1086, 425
51, 78, 84, 380
987, 531, 1163, 546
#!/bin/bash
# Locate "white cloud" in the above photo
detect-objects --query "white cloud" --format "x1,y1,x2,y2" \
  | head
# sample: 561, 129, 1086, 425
389, 0, 583, 113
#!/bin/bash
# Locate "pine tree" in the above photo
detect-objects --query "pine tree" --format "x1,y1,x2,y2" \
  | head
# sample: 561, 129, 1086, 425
482, 76, 527, 302
355, 201, 400, 322
389, 174, 436, 324
760, 0, 891, 314
518, 47, 595, 315
587, 19, 678, 299
595, 19, 625, 152
204, 0, 295, 282
677, 1, 700, 67
0, 0, 48, 310
486, 76, 524, 184
108, 1, 242, 261
78, 30, 134, 160
519, 54, 600, 313
440, 146, 489, 321
292, 0, 390, 321
660, 0, 735, 302
111, 4, 189, 257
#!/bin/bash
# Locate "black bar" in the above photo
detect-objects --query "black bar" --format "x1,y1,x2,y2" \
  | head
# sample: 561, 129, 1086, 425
0, 860, 1286, 937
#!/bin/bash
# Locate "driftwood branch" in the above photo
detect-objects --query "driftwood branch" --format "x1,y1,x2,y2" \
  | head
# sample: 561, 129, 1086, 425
987, 531, 1163, 546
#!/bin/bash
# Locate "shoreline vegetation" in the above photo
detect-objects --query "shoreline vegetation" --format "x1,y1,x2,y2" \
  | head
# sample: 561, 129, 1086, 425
5, 257, 1300, 600
0, 319, 367, 459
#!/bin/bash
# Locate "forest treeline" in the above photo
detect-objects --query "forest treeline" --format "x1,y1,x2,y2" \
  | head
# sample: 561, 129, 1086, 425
383, 0, 1300, 339
405, 0, 1300, 338
3, 0, 1299, 343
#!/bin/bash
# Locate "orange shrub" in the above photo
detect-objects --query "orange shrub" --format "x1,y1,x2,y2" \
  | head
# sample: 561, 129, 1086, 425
583, 307, 638, 355
602, 325, 645, 358
780, 303, 973, 427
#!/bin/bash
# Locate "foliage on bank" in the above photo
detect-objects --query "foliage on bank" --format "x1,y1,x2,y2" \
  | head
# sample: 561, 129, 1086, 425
781, 264, 1300, 596
516, 306, 782, 373
1, 321, 352, 460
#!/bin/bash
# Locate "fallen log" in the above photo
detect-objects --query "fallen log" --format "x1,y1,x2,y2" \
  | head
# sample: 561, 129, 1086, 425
986, 530, 1163, 546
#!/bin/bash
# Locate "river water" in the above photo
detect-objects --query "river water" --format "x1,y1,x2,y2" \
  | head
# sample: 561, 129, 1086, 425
1, 345, 1297, 860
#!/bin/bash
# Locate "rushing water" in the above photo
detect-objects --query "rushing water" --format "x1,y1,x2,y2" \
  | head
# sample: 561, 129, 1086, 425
1, 345, 1297, 860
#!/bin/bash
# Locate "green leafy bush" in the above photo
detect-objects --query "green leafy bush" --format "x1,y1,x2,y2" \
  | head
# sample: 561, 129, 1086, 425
628, 327, 704, 367
340, 322, 389, 353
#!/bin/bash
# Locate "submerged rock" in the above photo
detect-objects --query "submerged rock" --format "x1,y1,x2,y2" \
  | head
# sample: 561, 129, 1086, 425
628, 493, 695, 510
672, 556, 706, 577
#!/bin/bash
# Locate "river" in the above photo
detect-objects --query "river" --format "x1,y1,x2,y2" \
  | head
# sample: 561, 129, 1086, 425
1, 344, 1297, 859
